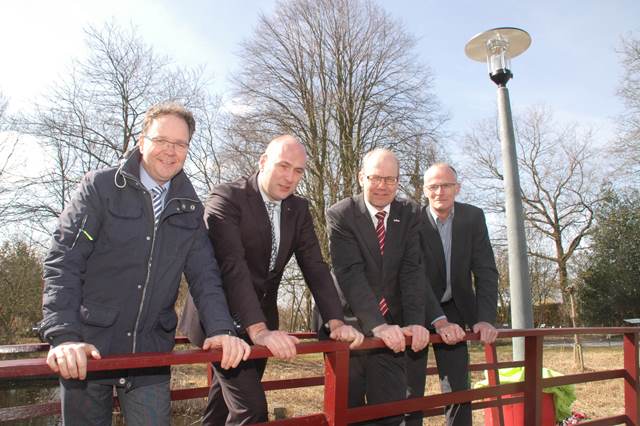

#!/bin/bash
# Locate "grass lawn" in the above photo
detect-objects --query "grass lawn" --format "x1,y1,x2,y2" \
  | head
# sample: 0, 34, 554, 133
170, 340, 626, 424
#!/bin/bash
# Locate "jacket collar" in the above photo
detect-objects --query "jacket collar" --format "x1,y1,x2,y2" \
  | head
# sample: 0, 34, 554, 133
116, 147, 196, 201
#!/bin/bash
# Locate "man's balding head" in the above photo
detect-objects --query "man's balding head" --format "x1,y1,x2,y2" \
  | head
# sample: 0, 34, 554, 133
258, 135, 307, 201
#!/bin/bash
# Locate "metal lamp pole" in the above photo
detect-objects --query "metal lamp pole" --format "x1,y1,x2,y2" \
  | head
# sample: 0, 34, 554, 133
465, 28, 534, 360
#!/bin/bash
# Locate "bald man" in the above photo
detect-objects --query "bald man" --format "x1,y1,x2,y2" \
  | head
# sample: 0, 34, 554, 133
179, 135, 363, 425
327, 148, 430, 426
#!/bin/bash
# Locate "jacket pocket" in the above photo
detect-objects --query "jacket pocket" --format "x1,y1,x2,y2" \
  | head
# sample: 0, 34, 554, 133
106, 198, 143, 245
79, 303, 119, 327
156, 311, 178, 332
154, 311, 178, 352
79, 303, 119, 355
167, 213, 199, 230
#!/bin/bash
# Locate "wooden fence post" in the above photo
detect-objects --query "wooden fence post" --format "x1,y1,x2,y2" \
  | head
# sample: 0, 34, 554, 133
323, 346, 349, 426
625, 332, 639, 425
523, 335, 542, 426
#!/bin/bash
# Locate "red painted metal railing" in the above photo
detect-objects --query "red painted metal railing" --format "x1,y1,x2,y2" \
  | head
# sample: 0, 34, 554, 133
0, 328, 638, 425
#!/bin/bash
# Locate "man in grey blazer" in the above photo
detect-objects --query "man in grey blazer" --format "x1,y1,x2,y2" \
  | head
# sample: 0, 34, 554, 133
327, 148, 430, 426
407, 163, 499, 426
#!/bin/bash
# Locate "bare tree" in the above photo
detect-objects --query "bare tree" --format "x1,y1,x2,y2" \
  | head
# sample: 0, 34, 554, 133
11, 22, 221, 241
226, 0, 447, 254
463, 106, 605, 368
221, 0, 447, 329
614, 33, 640, 181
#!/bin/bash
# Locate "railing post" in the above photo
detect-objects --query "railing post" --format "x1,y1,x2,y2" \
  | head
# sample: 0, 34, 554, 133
523, 335, 542, 426
624, 332, 639, 425
485, 343, 505, 426
324, 345, 349, 426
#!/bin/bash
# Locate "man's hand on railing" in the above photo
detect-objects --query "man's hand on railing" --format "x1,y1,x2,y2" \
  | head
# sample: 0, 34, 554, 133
371, 324, 405, 353
327, 319, 365, 349
248, 325, 300, 361
46, 342, 101, 380
202, 335, 251, 369
472, 321, 498, 344
402, 324, 430, 352
433, 319, 466, 345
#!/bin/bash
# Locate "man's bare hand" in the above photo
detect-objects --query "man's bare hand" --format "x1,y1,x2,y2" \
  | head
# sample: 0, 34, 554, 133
46, 342, 101, 380
203, 334, 251, 369
328, 320, 364, 349
372, 323, 405, 353
434, 319, 466, 345
473, 321, 498, 344
252, 329, 299, 360
402, 324, 430, 352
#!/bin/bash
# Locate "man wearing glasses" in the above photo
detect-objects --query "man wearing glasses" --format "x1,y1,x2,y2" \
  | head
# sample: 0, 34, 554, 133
406, 163, 498, 426
40, 102, 250, 426
326, 148, 430, 425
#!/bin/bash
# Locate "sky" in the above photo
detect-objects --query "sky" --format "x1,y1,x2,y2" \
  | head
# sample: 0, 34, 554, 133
1, 0, 639, 163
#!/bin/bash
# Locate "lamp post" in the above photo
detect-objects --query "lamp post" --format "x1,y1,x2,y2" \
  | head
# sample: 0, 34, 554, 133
465, 28, 534, 360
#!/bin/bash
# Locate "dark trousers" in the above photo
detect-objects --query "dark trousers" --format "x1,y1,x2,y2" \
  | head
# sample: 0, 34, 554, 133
348, 348, 407, 426
59, 378, 171, 426
405, 303, 471, 426
202, 357, 269, 425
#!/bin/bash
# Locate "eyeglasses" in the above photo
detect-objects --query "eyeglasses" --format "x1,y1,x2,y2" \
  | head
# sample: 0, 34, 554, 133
366, 175, 399, 185
425, 183, 457, 192
144, 136, 189, 152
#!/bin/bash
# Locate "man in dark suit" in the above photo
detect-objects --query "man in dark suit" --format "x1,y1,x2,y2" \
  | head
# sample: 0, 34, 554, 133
407, 163, 499, 426
327, 148, 430, 426
179, 135, 363, 425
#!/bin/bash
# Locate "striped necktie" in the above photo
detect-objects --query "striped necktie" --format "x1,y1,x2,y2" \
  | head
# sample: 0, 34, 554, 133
265, 201, 278, 271
375, 211, 386, 256
375, 211, 389, 317
151, 185, 166, 227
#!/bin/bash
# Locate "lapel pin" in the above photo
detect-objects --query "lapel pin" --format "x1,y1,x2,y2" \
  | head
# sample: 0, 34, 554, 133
393, 218, 400, 223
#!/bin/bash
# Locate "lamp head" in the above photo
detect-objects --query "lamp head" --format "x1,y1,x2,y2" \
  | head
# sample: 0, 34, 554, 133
465, 27, 531, 87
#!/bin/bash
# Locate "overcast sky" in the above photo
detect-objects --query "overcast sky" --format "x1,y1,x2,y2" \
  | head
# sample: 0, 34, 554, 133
1, 0, 639, 157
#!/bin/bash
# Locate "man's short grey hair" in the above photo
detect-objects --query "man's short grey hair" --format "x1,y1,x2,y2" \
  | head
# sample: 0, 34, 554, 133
361, 148, 400, 173
423, 162, 458, 181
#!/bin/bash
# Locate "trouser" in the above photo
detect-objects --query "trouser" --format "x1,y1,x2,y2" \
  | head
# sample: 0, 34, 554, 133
348, 348, 407, 426
59, 378, 171, 426
405, 342, 471, 426
202, 357, 269, 425
405, 301, 472, 426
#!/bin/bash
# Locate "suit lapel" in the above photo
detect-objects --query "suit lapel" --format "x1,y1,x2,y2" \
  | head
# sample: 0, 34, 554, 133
423, 205, 447, 283
354, 195, 383, 267
450, 203, 464, 285
384, 199, 402, 264
277, 198, 294, 270
247, 174, 273, 268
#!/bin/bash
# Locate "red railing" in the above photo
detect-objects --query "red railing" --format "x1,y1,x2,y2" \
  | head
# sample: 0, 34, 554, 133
0, 328, 637, 425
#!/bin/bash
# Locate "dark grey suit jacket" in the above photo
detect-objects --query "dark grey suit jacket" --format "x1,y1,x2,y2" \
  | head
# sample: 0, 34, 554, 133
419, 201, 498, 328
179, 173, 343, 346
326, 194, 430, 335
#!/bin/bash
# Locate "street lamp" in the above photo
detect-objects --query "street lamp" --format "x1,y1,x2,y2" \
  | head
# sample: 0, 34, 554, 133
465, 27, 534, 360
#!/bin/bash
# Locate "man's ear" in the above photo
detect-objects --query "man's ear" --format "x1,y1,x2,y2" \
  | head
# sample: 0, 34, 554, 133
258, 154, 267, 171
138, 135, 146, 153
357, 170, 365, 188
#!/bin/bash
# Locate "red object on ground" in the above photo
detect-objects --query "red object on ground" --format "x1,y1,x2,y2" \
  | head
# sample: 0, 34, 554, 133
485, 393, 555, 426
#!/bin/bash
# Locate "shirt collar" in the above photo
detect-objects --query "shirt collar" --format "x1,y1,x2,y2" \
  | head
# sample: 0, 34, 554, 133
139, 164, 171, 193
363, 198, 391, 220
429, 204, 454, 225
257, 173, 282, 207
